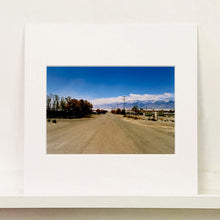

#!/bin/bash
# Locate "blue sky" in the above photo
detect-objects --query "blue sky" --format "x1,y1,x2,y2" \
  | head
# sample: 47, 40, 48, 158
47, 66, 174, 101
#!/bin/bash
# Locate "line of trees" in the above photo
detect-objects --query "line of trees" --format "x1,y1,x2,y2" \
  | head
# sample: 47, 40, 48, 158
96, 109, 108, 114
111, 108, 125, 115
47, 94, 93, 118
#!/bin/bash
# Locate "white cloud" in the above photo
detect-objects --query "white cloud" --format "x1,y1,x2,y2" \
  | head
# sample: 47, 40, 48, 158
91, 93, 174, 105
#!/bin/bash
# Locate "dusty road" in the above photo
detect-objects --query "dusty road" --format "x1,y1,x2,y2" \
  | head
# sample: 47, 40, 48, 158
47, 113, 174, 154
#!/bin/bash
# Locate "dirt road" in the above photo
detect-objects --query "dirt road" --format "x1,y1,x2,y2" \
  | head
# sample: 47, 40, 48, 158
47, 113, 174, 154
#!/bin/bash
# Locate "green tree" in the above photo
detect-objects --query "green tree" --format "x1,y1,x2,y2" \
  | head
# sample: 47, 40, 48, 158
132, 105, 138, 111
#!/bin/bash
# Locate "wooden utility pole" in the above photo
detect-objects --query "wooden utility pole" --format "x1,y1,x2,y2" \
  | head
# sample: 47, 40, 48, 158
122, 96, 126, 110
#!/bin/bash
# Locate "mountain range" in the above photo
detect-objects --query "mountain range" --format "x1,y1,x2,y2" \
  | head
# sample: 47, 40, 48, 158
93, 100, 175, 110
91, 93, 175, 110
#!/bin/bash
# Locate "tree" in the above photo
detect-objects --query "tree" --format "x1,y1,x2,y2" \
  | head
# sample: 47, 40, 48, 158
116, 108, 122, 114
121, 109, 126, 115
60, 97, 66, 110
47, 94, 93, 118
132, 105, 138, 112
51, 94, 56, 110
66, 98, 78, 111
96, 109, 101, 114
54, 95, 60, 110
66, 98, 93, 117
47, 95, 52, 110
65, 96, 72, 103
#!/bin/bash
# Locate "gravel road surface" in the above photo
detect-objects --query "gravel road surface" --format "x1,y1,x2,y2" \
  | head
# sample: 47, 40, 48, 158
47, 113, 174, 154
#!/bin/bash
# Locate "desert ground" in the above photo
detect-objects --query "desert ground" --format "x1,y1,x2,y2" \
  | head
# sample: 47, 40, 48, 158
47, 112, 174, 154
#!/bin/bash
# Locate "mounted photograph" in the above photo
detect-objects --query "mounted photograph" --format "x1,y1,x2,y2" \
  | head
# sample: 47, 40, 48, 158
25, 24, 197, 195
47, 66, 175, 154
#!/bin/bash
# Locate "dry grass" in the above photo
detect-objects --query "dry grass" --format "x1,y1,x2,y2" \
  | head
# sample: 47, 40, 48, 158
124, 114, 143, 120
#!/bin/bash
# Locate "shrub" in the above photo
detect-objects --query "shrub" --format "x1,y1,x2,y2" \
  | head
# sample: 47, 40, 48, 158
47, 119, 51, 122
52, 119, 57, 123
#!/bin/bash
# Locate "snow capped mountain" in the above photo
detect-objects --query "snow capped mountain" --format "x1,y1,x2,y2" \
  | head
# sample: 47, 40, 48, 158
91, 93, 175, 110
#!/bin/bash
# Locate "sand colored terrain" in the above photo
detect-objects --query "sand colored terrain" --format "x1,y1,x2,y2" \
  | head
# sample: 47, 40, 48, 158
47, 113, 174, 154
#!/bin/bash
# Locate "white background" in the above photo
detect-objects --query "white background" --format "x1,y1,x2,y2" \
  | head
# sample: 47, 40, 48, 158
24, 24, 197, 195
0, 0, 220, 218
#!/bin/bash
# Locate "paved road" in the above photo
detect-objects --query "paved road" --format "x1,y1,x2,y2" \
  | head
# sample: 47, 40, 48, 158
47, 113, 174, 154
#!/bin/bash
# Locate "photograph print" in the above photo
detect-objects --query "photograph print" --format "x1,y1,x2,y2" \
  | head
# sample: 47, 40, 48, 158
47, 66, 175, 154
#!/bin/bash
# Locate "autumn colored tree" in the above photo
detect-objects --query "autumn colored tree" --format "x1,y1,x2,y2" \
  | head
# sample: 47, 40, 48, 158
96, 109, 101, 114
116, 108, 122, 114
47, 94, 93, 118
